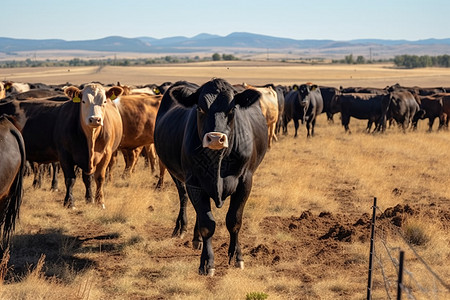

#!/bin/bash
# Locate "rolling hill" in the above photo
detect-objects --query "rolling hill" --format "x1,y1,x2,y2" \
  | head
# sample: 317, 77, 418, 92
1, 32, 450, 58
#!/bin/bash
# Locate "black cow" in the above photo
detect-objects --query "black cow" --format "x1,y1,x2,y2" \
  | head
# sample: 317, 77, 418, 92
154, 78, 268, 276
319, 86, 339, 122
331, 93, 391, 133
412, 95, 444, 131
283, 84, 323, 137
0, 115, 25, 253
388, 90, 420, 131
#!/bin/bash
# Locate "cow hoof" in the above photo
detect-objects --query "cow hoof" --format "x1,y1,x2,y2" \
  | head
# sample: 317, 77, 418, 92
101, 204, 106, 210
207, 268, 215, 277
235, 261, 244, 269
192, 240, 203, 250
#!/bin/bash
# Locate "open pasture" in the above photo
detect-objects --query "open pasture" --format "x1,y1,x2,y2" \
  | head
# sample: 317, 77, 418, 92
0, 62, 449, 299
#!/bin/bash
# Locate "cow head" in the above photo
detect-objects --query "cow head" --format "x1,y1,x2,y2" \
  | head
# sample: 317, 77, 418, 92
65, 83, 123, 129
198, 79, 261, 151
293, 84, 318, 107
173, 79, 261, 151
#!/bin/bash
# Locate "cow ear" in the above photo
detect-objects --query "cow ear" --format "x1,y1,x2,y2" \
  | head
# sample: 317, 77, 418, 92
153, 87, 161, 95
4, 81, 12, 91
170, 86, 199, 107
311, 84, 318, 91
234, 89, 261, 108
293, 84, 298, 91
106, 86, 124, 100
64, 86, 82, 103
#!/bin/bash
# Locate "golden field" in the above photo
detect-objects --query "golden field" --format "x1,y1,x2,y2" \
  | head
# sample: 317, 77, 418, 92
0, 62, 449, 299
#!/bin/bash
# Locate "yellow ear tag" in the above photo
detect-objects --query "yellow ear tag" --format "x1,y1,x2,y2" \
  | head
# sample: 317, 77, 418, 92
110, 92, 116, 100
154, 87, 160, 95
73, 96, 81, 103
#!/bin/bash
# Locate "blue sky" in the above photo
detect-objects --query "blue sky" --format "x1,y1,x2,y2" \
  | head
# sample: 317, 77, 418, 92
2, 0, 449, 41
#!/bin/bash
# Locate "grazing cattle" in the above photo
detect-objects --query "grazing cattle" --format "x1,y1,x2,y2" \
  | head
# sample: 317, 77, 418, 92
388, 90, 420, 131
0, 115, 25, 253
319, 86, 339, 122
111, 93, 162, 177
331, 93, 391, 133
0, 84, 123, 208
283, 84, 323, 137
412, 95, 444, 131
243, 83, 279, 148
154, 78, 268, 276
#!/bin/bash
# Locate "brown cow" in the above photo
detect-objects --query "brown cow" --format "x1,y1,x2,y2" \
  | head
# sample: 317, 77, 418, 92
240, 84, 279, 148
0, 115, 25, 253
110, 93, 162, 178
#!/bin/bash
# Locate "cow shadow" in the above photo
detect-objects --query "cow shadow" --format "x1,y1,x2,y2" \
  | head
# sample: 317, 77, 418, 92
5, 229, 121, 282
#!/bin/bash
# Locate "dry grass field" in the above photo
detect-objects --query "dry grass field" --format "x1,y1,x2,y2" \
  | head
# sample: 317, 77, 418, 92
0, 62, 449, 299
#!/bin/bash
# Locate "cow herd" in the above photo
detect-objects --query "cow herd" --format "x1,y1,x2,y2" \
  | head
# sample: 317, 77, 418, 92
0, 78, 449, 276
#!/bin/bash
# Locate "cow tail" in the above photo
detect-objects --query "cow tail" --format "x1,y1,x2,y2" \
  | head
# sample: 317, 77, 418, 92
1, 128, 26, 251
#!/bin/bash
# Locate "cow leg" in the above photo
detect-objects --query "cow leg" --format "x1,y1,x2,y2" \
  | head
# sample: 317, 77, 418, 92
94, 172, 106, 208
82, 172, 94, 203
155, 160, 166, 189
171, 177, 189, 239
188, 190, 215, 276
121, 149, 133, 178
293, 119, 299, 137
63, 177, 76, 208
340, 113, 351, 133
106, 150, 118, 182
226, 176, 251, 270
32, 162, 43, 189
50, 162, 59, 191
310, 118, 316, 137
428, 117, 435, 132
145, 144, 157, 173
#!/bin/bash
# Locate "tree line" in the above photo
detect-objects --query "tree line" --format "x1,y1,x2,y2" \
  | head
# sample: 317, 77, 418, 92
1, 53, 449, 69
393, 54, 450, 68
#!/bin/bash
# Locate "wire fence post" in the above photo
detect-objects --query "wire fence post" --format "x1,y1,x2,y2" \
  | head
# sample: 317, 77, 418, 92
397, 250, 405, 300
367, 197, 377, 300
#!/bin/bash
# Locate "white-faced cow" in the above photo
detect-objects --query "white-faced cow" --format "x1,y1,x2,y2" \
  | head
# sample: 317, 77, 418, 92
154, 78, 268, 276
0, 84, 123, 209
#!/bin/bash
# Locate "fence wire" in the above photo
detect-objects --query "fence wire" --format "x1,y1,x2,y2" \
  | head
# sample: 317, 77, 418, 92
369, 201, 450, 300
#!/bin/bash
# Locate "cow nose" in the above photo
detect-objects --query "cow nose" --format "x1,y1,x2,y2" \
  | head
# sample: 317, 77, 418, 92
88, 116, 102, 126
203, 132, 228, 150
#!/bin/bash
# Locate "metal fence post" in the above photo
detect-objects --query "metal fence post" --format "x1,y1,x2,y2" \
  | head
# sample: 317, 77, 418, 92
367, 197, 377, 300
397, 250, 405, 300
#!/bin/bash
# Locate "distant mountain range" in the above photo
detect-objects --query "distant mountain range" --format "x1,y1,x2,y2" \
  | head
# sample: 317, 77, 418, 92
1, 32, 450, 58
